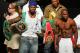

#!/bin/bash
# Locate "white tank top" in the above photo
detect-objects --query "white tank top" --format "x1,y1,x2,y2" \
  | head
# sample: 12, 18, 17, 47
22, 12, 41, 37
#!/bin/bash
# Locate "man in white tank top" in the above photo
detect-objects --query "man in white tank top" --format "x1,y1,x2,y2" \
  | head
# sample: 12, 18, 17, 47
19, 1, 43, 53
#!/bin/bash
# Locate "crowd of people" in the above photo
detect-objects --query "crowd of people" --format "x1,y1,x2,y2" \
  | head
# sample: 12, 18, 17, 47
2, 0, 80, 53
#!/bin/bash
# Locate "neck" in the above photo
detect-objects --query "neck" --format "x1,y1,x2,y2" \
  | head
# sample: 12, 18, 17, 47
60, 18, 68, 22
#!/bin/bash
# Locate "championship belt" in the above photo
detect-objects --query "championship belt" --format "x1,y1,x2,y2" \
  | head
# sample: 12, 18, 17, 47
3, 20, 27, 41
15, 21, 27, 33
43, 21, 54, 44
48, 11, 56, 20
47, 36, 53, 43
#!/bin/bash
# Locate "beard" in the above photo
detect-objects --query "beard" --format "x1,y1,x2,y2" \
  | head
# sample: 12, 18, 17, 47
29, 10, 36, 15
61, 16, 68, 22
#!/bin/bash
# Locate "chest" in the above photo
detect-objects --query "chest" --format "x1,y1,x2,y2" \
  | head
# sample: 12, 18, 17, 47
26, 18, 38, 27
25, 14, 38, 24
58, 21, 72, 30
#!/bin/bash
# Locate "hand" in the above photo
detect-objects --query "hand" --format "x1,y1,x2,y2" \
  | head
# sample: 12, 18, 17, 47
73, 42, 77, 48
18, 6, 22, 14
55, 44, 59, 51
11, 23, 16, 26
41, 29, 45, 33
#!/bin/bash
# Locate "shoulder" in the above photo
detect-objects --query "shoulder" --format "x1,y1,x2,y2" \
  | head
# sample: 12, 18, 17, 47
45, 4, 52, 10
10, 12, 19, 19
68, 18, 76, 25
22, 3, 29, 12
68, 18, 73, 22
14, 12, 19, 17
59, 4, 67, 9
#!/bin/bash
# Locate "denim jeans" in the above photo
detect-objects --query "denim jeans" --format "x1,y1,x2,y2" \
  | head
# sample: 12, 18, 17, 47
74, 48, 80, 53
44, 42, 52, 53
19, 36, 38, 53
44, 42, 56, 53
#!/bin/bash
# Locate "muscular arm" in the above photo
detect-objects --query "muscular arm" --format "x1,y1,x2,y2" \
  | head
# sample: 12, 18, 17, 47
54, 19, 61, 47
55, 25, 59, 46
72, 20, 78, 44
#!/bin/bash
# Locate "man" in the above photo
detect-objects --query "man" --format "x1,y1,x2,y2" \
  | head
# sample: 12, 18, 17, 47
22, 0, 43, 20
54, 9, 78, 53
22, 0, 43, 53
19, 1, 42, 53
74, 14, 80, 53
44, 0, 67, 19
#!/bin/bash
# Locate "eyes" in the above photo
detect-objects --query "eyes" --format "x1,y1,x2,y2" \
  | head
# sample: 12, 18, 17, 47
62, 11, 68, 16
63, 14, 68, 15
29, 6, 36, 9
8, 7, 14, 9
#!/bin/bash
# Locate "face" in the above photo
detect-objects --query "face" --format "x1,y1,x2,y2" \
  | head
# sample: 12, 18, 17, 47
8, 4, 15, 13
61, 10, 69, 21
51, 0, 59, 8
29, 6, 36, 14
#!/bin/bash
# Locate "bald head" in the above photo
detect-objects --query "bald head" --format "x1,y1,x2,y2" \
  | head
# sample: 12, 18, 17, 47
51, 0, 59, 2
51, 0, 60, 8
